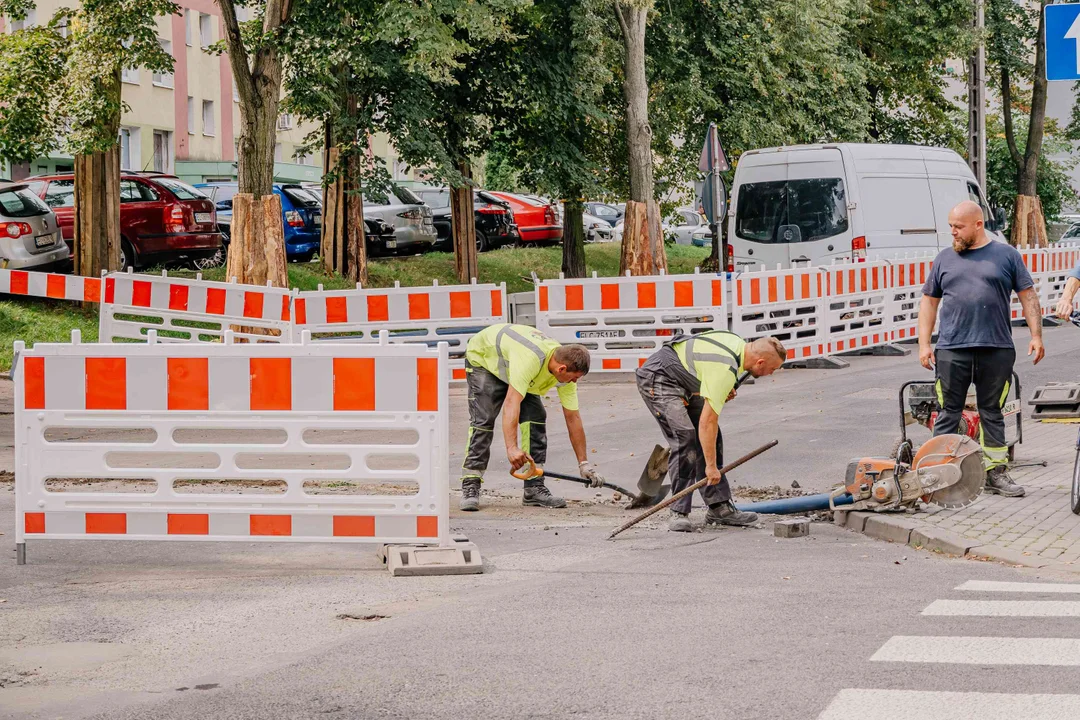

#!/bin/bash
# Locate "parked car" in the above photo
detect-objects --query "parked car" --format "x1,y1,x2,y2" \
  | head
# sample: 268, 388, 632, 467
583, 212, 614, 242
728, 143, 1004, 268
0, 182, 71, 271
410, 186, 519, 252
195, 182, 321, 264
27, 172, 222, 271
360, 184, 437, 253
584, 202, 623, 227
665, 208, 712, 246
1062, 222, 1080, 242
488, 192, 562, 244
364, 216, 398, 255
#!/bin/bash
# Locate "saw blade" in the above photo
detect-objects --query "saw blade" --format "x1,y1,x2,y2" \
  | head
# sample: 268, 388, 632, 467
926, 451, 985, 508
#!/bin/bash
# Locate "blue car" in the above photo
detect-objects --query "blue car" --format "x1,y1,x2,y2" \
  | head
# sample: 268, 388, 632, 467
194, 182, 322, 263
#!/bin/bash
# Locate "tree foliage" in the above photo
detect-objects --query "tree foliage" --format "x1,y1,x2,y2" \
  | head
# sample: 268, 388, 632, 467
986, 115, 1077, 225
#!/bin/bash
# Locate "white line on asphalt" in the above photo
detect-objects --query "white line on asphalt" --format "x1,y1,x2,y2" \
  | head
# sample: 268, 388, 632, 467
957, 580, 1080, 594
923, 599, 1080, 617
817, 689, 1080, 720
871, 636, 1080, 665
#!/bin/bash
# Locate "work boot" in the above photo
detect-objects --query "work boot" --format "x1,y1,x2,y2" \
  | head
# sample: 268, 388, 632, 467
522, 480, 566, 508
459, 477, 482, 511
705, 501, 759, 527
669, 511, 692, 533
985, 466, 1025, 498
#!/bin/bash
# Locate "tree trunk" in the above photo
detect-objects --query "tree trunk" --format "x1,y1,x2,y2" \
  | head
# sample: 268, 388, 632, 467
226, 193, 288, 288
450, 161, 478, 283
621, 200, 660, 276
321, 147, 368, 285
1012, 195, 1048, 249
615, 3, 667, 276
72, 146, 120, 277
562, 198, 586, 278
701, 220, 722, 273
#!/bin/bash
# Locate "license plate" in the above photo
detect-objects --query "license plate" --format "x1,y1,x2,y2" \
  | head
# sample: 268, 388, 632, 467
313, 214, 322, 226
577, 330, 623, 339
1002, 400, 1021, 417
387, 240, 397, 248
195, 212, 212, 224
34, 233, 55, 248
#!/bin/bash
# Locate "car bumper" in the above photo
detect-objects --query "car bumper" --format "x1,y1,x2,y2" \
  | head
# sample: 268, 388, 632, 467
0, 242, 72, 271
137, 232, 224, 258
519, 226, 563, 242
286, 239, 320, 258
392, 226, 438, 248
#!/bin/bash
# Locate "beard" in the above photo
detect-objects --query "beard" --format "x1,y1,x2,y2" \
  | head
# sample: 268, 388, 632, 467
953, 235, 978, 252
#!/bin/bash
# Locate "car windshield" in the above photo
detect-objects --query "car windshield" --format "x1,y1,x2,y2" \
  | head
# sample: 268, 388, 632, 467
735, 178, 848, 243
154, 178, 207, 200
1064, 225, 1080, 240
415, 189, 450, 210
282, 186, 320, 207
0, 186, 50, 217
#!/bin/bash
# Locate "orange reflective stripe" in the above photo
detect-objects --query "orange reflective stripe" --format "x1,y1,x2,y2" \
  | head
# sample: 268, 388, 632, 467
538, 285, 549, 311
169, 284, 189, 311
206, 287, 226, 315
326, 296, 348, 323
132, 280, 152, 307
491, 288, 502, 316
168, 514, 209, 535
750, 278, 760, 305
367, 295, 389, 322
601, 284, 620, 310
673, 281, 693, 307
333, 516, 375, 537
83, 277, 101, 302
249, 358, 291, 410
294, 298, 307, 325
280, 295, 291, 321
24, 356, 44, 409
449, 291, 471, 318
86, 513, 126, 534
10, 270, 27, 294
24, 512, 44, 533
602, 358, 620, 369
409, 293, 431, 320
333, 357, 375, 410
105, 277, 115, 303
250, 515, 291, 536
168, 358, 209, 410
46, 274, 66, 299
417, 516, 438, 538
243, 291, 264, 319
711, 279, 721, 305
767, 276, 778, 303
416, 358, 439, 411
637, 282, 656, 309
566, 285, 583, 311
85, 357, 126, 410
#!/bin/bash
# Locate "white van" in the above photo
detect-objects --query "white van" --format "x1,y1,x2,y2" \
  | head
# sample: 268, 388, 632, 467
726, 143, 1006, 268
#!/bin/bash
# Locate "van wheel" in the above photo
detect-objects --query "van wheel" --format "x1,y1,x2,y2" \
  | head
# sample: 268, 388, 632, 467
119, 239, 136, 271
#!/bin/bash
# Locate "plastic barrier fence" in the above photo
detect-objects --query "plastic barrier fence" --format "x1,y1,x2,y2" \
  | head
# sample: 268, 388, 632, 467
729, 266, 829, 362
1043, 244, 1080, 317
0, 267, 102, 303
99, 270, 295, 344
1010, 248, 1047, 322
822, 261, 892, 353
13, 333, 450, 564
293, 280, 506, 380
535, 270, 725, 371
887, 254, 935, 342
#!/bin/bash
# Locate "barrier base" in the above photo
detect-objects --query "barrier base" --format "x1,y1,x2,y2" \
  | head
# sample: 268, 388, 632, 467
838, 343, 910, 358
16, 542, 25, 566
784, 356, 850, 370
381, 535, 483, 577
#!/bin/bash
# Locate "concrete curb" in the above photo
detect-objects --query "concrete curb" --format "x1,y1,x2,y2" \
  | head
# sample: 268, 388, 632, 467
833, 509, 1080, 573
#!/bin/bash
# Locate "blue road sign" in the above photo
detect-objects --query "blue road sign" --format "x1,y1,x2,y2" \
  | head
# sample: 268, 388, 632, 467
1046, 3, 1080, 81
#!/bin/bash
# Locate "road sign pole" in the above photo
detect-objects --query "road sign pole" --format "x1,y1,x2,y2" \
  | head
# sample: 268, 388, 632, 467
968, 0, 987, 190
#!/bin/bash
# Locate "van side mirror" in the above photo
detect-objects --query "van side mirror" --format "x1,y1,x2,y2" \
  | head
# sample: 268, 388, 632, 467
993, 207, 1006, 231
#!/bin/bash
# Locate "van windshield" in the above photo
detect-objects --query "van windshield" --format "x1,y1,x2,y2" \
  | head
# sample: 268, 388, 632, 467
735, 178, 848, 243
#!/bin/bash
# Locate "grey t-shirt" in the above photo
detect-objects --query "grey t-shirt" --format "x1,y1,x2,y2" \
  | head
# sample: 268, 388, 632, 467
922, 241, 1033, 350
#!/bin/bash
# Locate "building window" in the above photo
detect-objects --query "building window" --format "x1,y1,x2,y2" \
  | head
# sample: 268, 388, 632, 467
153, 130, 173, 173
187, 97, 195, 134
274, 143, 283, 162
199, 13, 212, 49
152, 39, 173, 88
56, 14, 70, 38
277, 113, 294, 130
120, 128, 133, 170
202, 100, 216, 136
296, 152, 313, 166
122, 67, 140, 85
10, 8, 36, 31
185, 9, 193, 46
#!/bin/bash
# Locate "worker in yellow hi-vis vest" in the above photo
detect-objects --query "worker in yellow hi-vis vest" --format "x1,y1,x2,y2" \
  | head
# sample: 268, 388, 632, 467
459, 324, 603, 511
637, 330, 786, 532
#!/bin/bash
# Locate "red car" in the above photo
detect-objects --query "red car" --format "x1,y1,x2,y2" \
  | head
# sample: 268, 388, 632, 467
27, 172, 223, 270
488, 192, 562, 244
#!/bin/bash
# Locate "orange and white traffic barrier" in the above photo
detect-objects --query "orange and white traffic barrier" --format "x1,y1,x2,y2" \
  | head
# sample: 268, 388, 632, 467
730, 265, 829, 362
1010, 248, 1048, 321
886, 254, 935, 342
294, 280, 506, 381
535, 270, 725, 370
0, 267, 103, 302
822, 261, 892, 352
13, 331, 450, 565
99, 270, 295, 344
1041, 244, 1079, 318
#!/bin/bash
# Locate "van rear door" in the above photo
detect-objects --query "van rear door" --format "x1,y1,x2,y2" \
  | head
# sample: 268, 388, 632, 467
731, 148, 851, 267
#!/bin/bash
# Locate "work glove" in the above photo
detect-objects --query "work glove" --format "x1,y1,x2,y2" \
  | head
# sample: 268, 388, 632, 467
579, 461, 605, 488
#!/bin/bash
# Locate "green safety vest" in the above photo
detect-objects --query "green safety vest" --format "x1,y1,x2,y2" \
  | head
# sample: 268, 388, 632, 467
466, 324, 579, 410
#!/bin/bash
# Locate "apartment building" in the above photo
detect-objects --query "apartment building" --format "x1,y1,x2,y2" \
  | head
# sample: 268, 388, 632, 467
1, 1, 321, 184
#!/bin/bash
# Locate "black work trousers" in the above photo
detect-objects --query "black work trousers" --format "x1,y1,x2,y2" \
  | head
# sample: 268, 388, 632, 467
636, 362, 730, 515
462, 361, 547, 478
933, 347, 1014, 470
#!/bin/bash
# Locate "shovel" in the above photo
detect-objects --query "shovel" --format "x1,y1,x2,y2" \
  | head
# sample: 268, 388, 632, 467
511, 445, 671, 509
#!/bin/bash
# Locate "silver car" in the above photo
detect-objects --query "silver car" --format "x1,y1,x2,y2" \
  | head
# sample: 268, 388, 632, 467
0, 182, 70, 271
362, 185, 437, 252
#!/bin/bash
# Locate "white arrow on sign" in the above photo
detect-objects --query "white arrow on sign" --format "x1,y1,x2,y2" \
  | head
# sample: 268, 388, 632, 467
1066, 12, 1080, 75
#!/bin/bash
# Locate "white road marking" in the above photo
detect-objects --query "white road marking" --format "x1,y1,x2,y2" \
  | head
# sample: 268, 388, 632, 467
923, 599, 1080, 617
957, 580, 1080, 594
818, 689, 1080, 720
872, 636, 1080, 665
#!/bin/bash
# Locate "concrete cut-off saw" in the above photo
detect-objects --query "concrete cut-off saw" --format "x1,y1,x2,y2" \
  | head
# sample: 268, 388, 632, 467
829, 434, 985, 511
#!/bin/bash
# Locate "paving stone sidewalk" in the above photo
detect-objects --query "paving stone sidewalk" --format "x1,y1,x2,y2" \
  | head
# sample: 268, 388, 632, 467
838, 417, 1080, 572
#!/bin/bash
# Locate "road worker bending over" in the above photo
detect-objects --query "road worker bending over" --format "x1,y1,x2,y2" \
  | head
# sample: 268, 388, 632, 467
459, 324, 604, 511
637, 330, 786, 532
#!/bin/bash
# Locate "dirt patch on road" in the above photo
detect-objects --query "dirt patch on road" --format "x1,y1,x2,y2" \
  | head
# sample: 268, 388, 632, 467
731, 484, 809, 501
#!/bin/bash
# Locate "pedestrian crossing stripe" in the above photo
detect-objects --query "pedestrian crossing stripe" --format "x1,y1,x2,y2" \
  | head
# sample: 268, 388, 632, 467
871, 635, 1080, 666
957, 580, 1080, 594
923, 599, 1080, 617
818, 689, 1080, 720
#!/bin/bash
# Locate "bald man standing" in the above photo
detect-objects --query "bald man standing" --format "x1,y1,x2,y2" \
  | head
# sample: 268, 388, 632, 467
918, 201, 1044, 498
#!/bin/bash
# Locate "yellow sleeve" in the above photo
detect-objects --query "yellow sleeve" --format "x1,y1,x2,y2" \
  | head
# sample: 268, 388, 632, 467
508, 356, 543, 398
699, 366, 737, 416
556, 382, 580, 411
